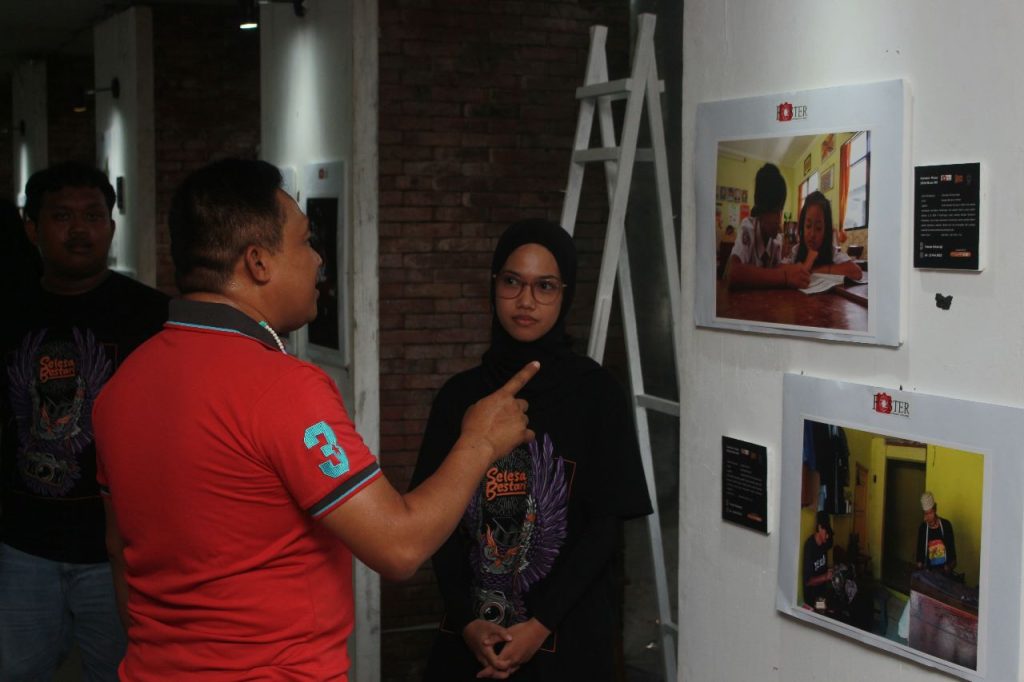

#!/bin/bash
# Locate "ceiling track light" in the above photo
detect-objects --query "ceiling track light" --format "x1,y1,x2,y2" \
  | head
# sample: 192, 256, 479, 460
239, 0, 305, 31
239, 0, 258, 29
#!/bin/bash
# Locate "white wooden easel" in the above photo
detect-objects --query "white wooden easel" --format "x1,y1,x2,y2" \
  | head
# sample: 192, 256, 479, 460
559, 13, 680, 682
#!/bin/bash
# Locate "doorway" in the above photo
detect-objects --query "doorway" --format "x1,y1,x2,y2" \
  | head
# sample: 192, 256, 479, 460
882, 458, 925, 594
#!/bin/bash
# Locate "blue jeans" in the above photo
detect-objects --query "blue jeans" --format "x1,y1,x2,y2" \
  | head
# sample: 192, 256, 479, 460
0, 543, 126, 681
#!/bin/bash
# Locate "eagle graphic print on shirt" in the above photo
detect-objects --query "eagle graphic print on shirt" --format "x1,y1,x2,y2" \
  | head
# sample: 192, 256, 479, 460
7, 327, 112, 497
463, 433, 569, 626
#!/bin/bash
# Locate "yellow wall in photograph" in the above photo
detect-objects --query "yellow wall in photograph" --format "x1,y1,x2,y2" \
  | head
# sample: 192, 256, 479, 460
844, 427, 874, 477
793, 132, 856, 227
716, 131, 862, 254
716, 155, 756, 196
797, 425, 873, 602
826, 432, 927, 582
714, 155, 756, 244
714, 152, 800, 242
843, 433, 982, 586
924, 445, 983, 586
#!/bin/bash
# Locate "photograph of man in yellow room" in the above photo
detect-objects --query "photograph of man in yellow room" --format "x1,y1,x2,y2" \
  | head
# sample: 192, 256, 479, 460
797, 419, 982, 671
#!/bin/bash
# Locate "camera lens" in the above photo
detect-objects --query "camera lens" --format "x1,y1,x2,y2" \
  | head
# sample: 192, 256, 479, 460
480, 601, 505, 623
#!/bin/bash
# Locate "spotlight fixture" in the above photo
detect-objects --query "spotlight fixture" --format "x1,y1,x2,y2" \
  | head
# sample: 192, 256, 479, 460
239, 0, 306, 31
239, 0, 258, 30
72, 77, 121, 113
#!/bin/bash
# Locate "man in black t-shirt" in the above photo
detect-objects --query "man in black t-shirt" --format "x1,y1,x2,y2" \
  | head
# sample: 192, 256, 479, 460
803, 511, 834, 610
0, 163, 168, 680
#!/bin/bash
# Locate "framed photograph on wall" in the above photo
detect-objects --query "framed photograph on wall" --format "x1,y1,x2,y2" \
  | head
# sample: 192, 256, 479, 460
779, 374, 1024, 681
821, 164, 835, 192
821, 132, 835, 161
694, 79, 908, 346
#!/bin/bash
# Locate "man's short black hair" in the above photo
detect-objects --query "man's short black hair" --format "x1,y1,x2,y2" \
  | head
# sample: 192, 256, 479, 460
169, 158, 284, 294
816, 511, 833, 538
752, 162, 787, 216
24, 162, 116, 224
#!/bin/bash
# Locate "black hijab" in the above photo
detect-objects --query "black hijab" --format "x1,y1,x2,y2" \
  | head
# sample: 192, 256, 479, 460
481, 219, 598, 401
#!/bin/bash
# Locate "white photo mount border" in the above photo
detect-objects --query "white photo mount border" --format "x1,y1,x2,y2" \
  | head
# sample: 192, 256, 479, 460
695, 79, 908, 345
779, 374, 1023, 681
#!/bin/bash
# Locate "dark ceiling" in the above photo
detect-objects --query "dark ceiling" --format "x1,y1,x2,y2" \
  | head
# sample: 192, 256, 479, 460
0, 1, 236, 77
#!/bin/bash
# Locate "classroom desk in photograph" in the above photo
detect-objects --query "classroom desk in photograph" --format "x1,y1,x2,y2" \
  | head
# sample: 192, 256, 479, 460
716, 279, 868, 331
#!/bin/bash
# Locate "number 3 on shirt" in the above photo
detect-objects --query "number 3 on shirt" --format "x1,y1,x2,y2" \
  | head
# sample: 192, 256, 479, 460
304, 421, 350, 478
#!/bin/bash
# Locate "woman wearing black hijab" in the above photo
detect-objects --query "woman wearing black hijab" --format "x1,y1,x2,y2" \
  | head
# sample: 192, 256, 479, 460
410, 219, 652, 680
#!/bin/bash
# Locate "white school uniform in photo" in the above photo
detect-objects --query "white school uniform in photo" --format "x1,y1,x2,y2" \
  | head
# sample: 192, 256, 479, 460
729, 217, 783, 267
782, 244, 854, 265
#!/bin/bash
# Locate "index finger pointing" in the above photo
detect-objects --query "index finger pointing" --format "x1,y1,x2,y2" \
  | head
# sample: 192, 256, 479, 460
500, 361, 540, 396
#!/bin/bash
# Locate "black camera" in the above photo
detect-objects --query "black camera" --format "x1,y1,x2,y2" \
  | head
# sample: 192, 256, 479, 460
475, 589, 512, 625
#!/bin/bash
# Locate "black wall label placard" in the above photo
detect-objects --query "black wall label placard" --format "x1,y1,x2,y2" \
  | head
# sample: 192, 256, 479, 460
722, 436, 768, 533
914, 162, 980, 270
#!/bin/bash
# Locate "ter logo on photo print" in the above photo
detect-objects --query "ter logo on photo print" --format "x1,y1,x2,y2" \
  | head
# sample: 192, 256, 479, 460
873, 392, 910, 417
776, 101, 806, 122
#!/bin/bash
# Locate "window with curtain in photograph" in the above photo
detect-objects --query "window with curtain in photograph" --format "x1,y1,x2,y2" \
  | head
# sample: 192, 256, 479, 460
798, 171, 819, 214
841, 132, 870, 230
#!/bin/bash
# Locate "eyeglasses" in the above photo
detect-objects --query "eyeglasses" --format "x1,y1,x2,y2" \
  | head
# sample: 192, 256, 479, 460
493, 272, 566, 305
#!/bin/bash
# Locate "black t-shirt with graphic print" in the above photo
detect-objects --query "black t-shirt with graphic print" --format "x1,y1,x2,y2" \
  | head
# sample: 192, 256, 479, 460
411, 361, 652, 682
0, 272, 168, 563
803, 534, 830, 606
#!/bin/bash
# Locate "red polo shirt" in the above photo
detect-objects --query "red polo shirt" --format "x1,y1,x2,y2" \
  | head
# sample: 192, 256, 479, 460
94, 300, 381, 681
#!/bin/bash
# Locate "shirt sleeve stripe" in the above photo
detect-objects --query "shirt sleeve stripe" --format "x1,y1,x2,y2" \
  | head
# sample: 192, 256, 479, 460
308, 461, 382, 518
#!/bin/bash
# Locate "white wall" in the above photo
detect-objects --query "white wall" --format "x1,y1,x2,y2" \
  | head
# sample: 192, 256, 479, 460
679, 1, 1023, 680
260, 2, 381, 680
94, 7, 156, 284
11, 60, 47, 203
260, 2, 353, 169
260, 0, 354, 390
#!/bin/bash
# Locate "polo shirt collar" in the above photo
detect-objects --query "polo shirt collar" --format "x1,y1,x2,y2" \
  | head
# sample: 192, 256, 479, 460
167, 299, 284, 353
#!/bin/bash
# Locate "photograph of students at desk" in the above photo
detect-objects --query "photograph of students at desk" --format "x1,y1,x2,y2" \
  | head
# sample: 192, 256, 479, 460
715, 133, 870, 333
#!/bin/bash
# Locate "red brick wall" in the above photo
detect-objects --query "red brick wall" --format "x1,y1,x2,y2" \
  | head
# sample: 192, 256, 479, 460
377, 2, 630, 679
151, 5, 261, 293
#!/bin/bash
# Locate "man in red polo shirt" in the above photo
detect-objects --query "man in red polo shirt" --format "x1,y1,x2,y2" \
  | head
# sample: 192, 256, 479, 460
93, 159, 536, 680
